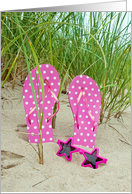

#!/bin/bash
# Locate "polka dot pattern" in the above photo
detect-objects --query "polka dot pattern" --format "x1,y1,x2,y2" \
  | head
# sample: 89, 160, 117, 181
68, 75, 101, 148
23, 64, 60, 143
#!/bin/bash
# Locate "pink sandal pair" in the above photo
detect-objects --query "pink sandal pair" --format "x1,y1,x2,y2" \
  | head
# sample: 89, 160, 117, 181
23, 64, 101, 149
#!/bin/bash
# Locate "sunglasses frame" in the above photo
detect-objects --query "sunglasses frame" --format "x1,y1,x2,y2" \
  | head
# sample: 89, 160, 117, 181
56, 137, 108, 169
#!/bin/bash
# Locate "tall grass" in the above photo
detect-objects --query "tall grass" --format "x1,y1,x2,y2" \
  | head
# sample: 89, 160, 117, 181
1, 12, 131, 124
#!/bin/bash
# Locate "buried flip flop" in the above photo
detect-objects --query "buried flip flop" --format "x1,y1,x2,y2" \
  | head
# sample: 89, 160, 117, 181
23, 64, 60, 143
68, 75, 101, 148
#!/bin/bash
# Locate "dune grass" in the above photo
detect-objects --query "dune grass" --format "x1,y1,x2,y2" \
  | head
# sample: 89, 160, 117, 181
1, 12, 131, 163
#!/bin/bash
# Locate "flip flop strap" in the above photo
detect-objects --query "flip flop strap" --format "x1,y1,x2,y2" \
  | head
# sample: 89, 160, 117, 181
28, 79, 59, 124
75, 87, 96, 131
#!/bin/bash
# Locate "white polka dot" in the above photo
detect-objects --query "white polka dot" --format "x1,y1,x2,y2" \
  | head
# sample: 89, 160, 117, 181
90, 99, 93, 102
50, 71, 53, 74
37, 95, 39, 98
51, 83, 54, 86
79, 115, 82, 118
53, 77, 56, 80
83, 81, 86, 84
39, 65, 42, 68
27, 127, 29, 130
93, 134, 96, 137
32, 77, 35, 80
84, 139, 87, 142
23, 96, 25, 99
80, 133, 83, 136
25, 102, 28, 105
46, 65, 49, 68
88, 122, 90, 124
47, 101, 50, 104
77, 138, 80, 141
81, 121, 84, 124
69, 91, 71, 94
74, 132, 76, 135
42, 126, 44, 129
58, 82, 60, 85
86, 115, 88, 118
26, 114, 28, 117
29, 83, 31, 86
48, 113, 51, 116
91, 88, 94, 91
80, 104, 83, 106
44, 83, 46, 86
25, 89, 28, 93
31, 120, 34, 123
96, 100, 99, 103
40, 89, 42, 92
90, 139, 93, 142
85, 127, 87, 130
82, 110, 85, 112
35, 139, 38, 142
72, 86, 75, 88
89, 82, 92, 85
29, 95, 32, 98
86, 76, 89, 79
25, 77, 27, 80
87, 133, 90, 136
76, 80, 79, 83
50, 138, 53, 141
98, 89, 100, 92
86, 145, 89, 148
46, 77, 49, 80
54, 89, 57, 92
70, 97, 73, 100
85, 87, 88, 90
75, 92, 78, 95
31, 133, 34, 136
46, 131, 49, 135
95, 94, 97, 97
45, 107, 48, 110
36, 71, 38, 74
42, 138, 45, 141
80, 75, 83, 78
43, 71, 46, 74
91, 127, 93, 131
93, 105, 96, 108
49, 125, 52, 128
45, 95, 47, 98
78, 86, 81, 89
95, 111, 98, 114
74, 103, 76, 106
88, 93, 91, 96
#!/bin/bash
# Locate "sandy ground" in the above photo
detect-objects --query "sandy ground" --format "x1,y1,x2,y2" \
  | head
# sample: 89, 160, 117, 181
1, 82, 131, 192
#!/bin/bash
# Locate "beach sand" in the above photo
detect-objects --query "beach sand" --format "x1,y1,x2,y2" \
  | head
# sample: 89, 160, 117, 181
1, 82, 131, 192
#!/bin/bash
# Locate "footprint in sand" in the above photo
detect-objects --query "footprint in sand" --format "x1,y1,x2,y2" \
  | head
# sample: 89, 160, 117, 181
1, 150, 25, 172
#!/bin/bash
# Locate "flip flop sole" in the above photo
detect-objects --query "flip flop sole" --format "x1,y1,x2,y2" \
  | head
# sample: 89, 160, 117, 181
68, 75, 101, 148
23, 64, 60, 143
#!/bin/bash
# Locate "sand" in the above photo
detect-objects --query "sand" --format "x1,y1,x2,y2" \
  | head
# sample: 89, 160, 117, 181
1, 81, 131, 192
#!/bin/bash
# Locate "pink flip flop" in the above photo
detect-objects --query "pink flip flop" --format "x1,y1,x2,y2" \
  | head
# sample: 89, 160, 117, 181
23, 64, 60, 143
68, 75, 101, 148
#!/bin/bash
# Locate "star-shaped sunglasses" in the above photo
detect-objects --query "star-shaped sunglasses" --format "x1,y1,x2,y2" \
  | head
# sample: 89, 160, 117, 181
56, 137, 107, 169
